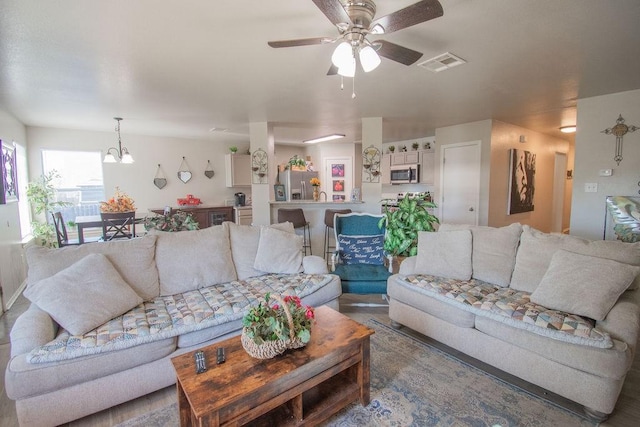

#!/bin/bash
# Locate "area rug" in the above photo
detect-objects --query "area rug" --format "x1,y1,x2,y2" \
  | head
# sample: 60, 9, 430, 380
116, 319, 596, 427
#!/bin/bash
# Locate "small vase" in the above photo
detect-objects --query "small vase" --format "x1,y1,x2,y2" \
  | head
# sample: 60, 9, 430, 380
313, 187, 319, 201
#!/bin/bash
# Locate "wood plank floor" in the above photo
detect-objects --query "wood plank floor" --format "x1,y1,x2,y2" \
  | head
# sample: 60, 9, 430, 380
1, 294, 639, 426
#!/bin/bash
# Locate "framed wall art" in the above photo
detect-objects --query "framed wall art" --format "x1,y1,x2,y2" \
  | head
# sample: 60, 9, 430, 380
1, 141, 18, 204
507, 148, 535, 215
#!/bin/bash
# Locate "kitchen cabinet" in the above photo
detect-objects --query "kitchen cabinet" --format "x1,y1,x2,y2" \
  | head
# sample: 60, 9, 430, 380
234, 206, 253, 225
390, 151, 420, 165
420, 151, 435, 185
225, 154, 251, 187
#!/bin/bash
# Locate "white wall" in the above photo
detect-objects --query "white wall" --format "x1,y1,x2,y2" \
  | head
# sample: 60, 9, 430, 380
0, 109, 28, 309
26, 126, 251, 213
570, 89, 640, 240
489, 120, 572, 232
435, 120, 493, 225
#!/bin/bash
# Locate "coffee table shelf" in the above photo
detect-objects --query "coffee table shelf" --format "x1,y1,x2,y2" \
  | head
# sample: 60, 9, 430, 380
171, 306, 373, 426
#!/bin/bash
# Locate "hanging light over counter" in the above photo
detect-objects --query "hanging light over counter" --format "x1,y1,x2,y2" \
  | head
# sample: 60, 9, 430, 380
103, 117, 134, 164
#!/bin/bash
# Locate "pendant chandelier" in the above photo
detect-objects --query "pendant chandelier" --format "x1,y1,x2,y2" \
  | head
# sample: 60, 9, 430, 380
103, 117, 134, 164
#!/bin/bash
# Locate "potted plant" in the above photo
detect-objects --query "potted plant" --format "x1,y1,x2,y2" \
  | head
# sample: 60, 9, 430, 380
412, 142, 420, 150
378, 194, 439, 260
143, 211, 199, 232
241, 293, 315, 359
26, 170, 71, 247
287, 155, 307, 171
388, 145, 395, 153
229, 146, 238, 154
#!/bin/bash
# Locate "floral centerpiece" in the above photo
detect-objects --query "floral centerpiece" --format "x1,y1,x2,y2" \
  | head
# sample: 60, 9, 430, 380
241, 293, 315, 359
310, 177, 321, 201
100, 187, 135, 213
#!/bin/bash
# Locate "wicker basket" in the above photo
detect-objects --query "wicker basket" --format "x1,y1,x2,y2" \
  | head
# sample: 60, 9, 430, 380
241, 294, 307, 359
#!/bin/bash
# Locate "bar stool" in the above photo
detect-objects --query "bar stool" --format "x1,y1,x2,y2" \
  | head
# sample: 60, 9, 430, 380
277, 208, 312, 255
323, 208, 352, 262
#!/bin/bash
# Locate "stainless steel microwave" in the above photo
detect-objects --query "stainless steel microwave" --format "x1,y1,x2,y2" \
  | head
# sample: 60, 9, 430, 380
390, 164, 420, 184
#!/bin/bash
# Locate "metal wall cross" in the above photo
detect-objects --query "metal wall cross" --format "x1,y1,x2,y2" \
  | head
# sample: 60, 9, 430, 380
601, 114, 639, 165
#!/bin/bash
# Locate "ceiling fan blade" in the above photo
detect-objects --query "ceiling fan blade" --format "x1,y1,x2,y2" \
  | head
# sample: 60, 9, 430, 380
312, 0, 352, 27
327, 64, 338, 75
268, 37, 328, 48
370, 0, 443, 34
374, 40, 423, 66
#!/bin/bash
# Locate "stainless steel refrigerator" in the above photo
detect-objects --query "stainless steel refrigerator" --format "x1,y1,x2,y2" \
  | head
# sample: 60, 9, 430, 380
282, 170, 319, 201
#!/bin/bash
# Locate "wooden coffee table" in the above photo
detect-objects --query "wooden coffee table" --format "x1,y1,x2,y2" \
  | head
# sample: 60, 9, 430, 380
171, 306, 374, 426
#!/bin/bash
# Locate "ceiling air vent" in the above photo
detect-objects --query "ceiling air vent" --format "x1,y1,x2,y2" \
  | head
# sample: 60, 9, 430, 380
417, 52, 466, 73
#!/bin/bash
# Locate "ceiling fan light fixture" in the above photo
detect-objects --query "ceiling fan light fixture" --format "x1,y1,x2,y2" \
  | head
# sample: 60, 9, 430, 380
338, 56, 356, 77
331, 41, 353, 69
359, 45, 381, 72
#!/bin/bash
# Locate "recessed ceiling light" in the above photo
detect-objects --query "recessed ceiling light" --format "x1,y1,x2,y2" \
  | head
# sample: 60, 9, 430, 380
560, 126, 577, 133
303, 134, 345, 144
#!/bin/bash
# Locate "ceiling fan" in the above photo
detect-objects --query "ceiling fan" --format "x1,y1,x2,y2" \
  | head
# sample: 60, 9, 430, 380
268, 0, 443, 77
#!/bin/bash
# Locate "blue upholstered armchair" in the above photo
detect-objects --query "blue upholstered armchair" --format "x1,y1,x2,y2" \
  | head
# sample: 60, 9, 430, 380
331, 212, 391, 294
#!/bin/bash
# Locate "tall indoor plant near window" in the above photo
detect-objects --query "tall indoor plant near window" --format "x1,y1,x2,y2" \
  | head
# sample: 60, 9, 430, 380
26, 170, 70, 247
378, 194, 439, 262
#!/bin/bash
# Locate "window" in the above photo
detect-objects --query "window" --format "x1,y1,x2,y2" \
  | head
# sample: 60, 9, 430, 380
15, 143, 31, 238
41, 150, 105, 223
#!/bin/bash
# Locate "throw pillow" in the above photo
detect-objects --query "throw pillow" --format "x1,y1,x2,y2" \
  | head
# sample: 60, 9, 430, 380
511, 225, 640, 293
26, 234, 159, 300
228, 222, 295, 280
415, 230, 472, 280
439, 223, 522, 287
152, 223, 237, 296
530, 250, 640, 321
23, 253, 143, 336
337, 234, 385, 265
254, 226, 303, 274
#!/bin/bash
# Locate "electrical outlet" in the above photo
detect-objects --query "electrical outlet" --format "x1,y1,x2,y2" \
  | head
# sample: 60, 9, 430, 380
584, 183, 598, 193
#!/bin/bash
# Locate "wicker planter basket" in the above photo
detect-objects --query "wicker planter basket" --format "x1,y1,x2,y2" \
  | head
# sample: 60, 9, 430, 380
241, 294, 307, 359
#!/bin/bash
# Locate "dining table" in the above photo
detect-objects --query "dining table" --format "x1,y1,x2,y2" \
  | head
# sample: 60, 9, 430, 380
75, 214, 145, 243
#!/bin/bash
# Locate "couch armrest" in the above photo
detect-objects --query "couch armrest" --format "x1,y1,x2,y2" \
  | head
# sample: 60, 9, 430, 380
597, 289, 640, 355
303, 255, 329, 274
10, 304, 59, 357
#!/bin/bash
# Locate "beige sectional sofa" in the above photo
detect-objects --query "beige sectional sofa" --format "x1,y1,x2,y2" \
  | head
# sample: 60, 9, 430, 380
388, 223, 640, 420
5, 221, 342, 426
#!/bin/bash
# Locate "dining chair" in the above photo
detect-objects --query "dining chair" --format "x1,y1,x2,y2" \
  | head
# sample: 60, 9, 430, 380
101, 211, 136, 241
51, 212, 80, 247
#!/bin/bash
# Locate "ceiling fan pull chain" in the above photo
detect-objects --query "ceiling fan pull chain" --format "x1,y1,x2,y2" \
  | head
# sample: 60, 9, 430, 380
352, 74, 357, 99
340, 75, 344, 91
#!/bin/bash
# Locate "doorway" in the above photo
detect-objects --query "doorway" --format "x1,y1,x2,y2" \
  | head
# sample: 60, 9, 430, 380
440, 141, 481, 225
552, 152, 567, 233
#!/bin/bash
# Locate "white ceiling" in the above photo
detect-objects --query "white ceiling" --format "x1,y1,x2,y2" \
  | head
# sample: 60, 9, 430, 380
1, 0, 639, 145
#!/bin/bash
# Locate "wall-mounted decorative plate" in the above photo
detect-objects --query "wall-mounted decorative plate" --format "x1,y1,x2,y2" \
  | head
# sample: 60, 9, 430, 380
204, 160, 215, 179
178, 157, 192, 184
153, 164, 167, 189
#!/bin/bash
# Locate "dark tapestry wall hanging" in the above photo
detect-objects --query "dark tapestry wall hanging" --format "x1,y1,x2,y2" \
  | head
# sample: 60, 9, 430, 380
1, 141, 18, 204
507, 148, 535, 215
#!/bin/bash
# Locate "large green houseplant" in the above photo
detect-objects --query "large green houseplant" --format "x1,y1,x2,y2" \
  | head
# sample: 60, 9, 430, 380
26, 170, 70, 247
378, 194, 439, 258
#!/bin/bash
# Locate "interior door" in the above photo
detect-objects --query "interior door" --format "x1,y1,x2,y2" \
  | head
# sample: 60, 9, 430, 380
440, 141, 481, 225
